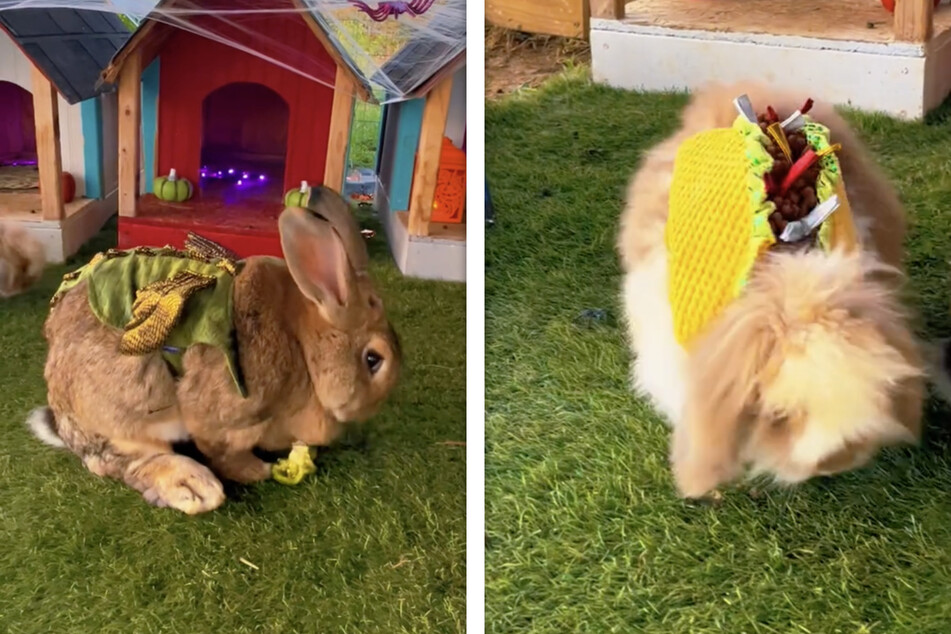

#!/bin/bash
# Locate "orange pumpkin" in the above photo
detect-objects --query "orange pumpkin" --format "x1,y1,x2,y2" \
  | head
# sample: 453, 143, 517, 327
39, 171, 76, 203
61, 172, 75, 203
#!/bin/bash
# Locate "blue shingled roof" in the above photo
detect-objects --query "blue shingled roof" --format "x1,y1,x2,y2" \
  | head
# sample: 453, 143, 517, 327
0, 8, 131, 104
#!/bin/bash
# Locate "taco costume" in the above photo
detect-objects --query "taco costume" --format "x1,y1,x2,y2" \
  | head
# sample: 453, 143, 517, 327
51, 236, 247, 396
666, 95, 859, 348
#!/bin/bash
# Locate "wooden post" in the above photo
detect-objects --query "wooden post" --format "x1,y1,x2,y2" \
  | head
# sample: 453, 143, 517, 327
118, 50, 142, 217
894, 0, 933, 42
324, 66, 356, 193
31, 65, 63, 221
590, 0, 625, 20
487, 0, 589, 38
407, 77, 452, 237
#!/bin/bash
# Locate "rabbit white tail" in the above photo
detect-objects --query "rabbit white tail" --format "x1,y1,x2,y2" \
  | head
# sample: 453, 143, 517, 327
26, 407, 66, 448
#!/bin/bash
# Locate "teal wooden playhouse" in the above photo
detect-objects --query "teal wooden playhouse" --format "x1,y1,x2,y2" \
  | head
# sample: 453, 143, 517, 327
373, 1, 466, 283
0, 8, 130, 262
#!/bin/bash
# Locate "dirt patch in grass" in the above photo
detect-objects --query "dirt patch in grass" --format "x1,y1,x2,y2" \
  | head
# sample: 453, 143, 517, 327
485, 25, 591, 100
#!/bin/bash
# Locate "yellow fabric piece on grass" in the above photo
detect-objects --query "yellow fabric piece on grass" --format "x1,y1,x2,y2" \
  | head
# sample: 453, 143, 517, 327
272, 443, 318, 485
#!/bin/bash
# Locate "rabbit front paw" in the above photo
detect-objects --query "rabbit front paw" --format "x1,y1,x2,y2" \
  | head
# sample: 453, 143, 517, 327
212, 451, 273, 484
672, 454, 736, 500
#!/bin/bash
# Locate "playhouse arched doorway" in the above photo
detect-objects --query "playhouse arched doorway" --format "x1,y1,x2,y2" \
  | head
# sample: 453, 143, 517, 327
200, 82, 288, 202
0, 81, 36, 169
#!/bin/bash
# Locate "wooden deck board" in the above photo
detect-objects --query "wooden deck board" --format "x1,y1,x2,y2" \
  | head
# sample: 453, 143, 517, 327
397, 210, 465, 242
620, 0, 951, 44
0, 194, 96, 221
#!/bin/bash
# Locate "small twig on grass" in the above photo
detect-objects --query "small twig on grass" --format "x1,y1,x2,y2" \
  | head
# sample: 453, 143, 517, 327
390, 557, 411, 569
435, 441, 465, 447
239, 557, 260, 571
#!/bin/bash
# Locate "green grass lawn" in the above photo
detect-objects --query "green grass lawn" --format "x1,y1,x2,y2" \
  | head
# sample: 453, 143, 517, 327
0, 214, 465, 632
485, 71, 951, 633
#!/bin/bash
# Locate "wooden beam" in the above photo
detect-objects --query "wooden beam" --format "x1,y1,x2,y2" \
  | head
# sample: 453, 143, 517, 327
324, 66, 356, 193
31, 64, 63, 221
401, 51, 466, 101
118, 49, 142, 217
894, 0, 933, 42
407, 77, 453, 237
487, 0, 587, 38
98, 19, 170, 87
590, 0, 626, 20
99, 19, 154, 84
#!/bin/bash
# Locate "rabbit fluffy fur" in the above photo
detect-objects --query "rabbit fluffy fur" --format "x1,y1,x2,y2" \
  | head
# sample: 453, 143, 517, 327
0, 222, 45, 298
618, 83, 925, 498
28, 187, 401, 514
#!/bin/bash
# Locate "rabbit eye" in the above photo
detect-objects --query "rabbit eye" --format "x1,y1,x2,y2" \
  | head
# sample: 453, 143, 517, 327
365, 350, 383, 375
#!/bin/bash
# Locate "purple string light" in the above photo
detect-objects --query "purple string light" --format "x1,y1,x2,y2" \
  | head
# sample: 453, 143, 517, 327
199, 164, 268, 188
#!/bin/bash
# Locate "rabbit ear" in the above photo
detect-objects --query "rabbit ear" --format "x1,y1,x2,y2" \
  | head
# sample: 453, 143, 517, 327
672, 301, 781, 498
279, 206, 356, 325
305, 186, 369, 275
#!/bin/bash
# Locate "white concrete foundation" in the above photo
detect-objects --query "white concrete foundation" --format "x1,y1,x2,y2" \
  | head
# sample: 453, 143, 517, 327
591, 19, 951, 120
377, 194, 466, 284
14, 190, 116, 263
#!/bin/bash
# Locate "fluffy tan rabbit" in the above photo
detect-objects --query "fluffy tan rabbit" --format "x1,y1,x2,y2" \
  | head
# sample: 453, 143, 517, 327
618, 83, 924, 499
0, 221, 46, 298
28, 187, 401, 514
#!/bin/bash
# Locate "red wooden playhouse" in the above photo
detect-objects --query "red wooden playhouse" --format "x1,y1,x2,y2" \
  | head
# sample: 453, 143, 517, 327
99, 0, 372, 258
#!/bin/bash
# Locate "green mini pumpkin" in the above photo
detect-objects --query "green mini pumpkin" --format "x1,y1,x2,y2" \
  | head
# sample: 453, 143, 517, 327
284, 180, 311, 207
154, 169, 193, 202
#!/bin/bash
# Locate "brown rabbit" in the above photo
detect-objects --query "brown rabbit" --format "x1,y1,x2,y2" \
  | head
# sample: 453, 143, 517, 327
27, 187, 401, 514
0, 221, 46, 298
618, 83, 924, 498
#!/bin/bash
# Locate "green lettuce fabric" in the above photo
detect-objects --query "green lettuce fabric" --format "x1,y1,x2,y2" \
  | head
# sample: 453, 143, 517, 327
54, 248, 246, 396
